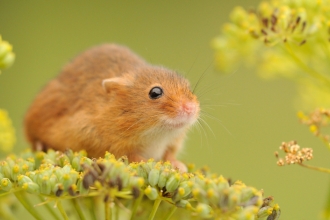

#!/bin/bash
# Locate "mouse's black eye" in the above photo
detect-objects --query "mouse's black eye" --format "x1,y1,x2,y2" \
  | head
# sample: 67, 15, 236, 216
149, 86, 163, 99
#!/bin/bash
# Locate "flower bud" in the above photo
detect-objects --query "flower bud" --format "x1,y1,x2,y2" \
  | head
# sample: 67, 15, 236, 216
71, 156, 81, 171
17, 175, 33, 187
22, 182, 40, 194
0, 161, 11, 178
165, 173, 181, 192
132, 186, 141, 199
53, 183, 64, 197
144, 186, 158, 200
267, 206, 281, 220
40, 175, 52, 195
77, 175, 89, 195
136, 163, 149, 184
83, 170, 97, 189
236, 206, 259, 220
176, 200, 192, 210
0, 40, 12, 58
148, 168, 160, 187
0, 52, 15, 69
196, 203, 212, 218
0, 178, 12, 191
68, 184, 78, 196
172, 186, 186, 202
0, 40, 15, 70
257, 206, 273, 218
157, 168, 170, 188
179, 181, 192, 198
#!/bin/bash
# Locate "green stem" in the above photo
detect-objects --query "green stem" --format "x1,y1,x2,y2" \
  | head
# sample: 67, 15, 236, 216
283, 44, 330, 87
164, 205, 177, 220
0, 201, 16, 220
56, 200, 69, 220
105, 201, 112, 220
323, 178, 330, 219
88, 197, 98, 220
38, 196, 61, 220
114, 203, 119, 220
299, 163, 330, 174
72, 198, 87, 220
14, 192, 43, 220
148, 198, 162, 220
130, 193, 143, 220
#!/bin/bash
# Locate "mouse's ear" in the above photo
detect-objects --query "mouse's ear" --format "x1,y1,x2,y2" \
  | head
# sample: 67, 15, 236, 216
102, 77, 132, 93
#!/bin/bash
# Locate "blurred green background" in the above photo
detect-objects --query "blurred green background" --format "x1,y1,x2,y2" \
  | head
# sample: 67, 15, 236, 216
0, 1, 328, 219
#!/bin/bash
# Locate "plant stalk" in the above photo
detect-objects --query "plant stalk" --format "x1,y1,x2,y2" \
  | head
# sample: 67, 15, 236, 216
164, 205, 177, 220
56, 200, 69, 220
148, 198, 162, 220
14, 192, 43, 220
72, 198, 87, 220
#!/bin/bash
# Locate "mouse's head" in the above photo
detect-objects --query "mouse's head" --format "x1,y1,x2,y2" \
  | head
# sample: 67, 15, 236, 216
102, 66, 199, 133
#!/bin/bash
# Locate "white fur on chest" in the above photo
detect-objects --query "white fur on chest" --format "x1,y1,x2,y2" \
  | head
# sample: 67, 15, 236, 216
140, 128, 184, 160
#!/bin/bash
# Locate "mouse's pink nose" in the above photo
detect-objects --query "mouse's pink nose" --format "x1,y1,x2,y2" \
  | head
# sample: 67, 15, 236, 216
182, 102, 197, 115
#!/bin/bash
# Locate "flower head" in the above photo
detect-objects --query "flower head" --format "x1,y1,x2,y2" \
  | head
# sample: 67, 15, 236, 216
298, 108, 330, 144
0, 149, 280, 219
275, 141, 313, 165
213, 0, 330, 109
0, 36, 15, 72
0, 109, 15, 153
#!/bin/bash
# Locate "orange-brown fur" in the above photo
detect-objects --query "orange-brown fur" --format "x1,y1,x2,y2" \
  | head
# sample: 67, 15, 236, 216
24, 44, 199, 170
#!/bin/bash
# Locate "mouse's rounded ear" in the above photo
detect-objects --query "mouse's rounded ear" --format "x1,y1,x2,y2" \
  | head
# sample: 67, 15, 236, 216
102, 77, 132, 93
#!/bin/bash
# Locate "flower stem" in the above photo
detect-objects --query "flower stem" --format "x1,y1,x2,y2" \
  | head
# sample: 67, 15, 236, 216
105, 201, 112, 220
323, 178, 330, 219
164, 205, 177, 220
56, 200, 69, 220
148, 198, 162, 220
298, 163, 330, 173
130, 193, 143, 220
38, 196, 61, 220
283, 44, 330, 87
14, 192, 43, 220
72, 198, 87, 220
86, 197, 98, 220
0, 198, 16, 220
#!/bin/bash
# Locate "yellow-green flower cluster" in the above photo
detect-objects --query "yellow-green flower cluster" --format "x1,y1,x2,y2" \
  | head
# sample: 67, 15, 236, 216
257, 196, 281, 220
82, 152, 144, 202
0, 149, 91, 197
213, 0, 330, 109
127, 159, 279, 219
0, 149, 280, 219
298, 108, 330, 145
0, 36, 15, 72
0, 109, 15, 153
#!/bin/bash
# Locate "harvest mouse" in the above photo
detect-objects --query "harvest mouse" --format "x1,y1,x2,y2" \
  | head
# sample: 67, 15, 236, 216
24, 44, 200, 171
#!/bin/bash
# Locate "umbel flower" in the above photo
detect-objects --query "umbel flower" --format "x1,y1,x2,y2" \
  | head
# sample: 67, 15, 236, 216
275, 108, 330, 174
213, 0, 330, 109
275, 141, 313, 166
0, 36, 16, 154
0, 149, 281, 220
298, 108, 330, 145
0, 106, 16, 154
0, 36, 15, 72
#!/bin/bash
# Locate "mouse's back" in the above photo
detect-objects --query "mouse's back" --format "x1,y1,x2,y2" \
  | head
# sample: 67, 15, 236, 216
24, 44, 147, 150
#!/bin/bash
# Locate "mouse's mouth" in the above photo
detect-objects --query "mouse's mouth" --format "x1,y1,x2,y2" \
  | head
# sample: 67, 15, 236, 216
161, 101, 200, 130
166, 121, 186, 129
161, 114, 198, 130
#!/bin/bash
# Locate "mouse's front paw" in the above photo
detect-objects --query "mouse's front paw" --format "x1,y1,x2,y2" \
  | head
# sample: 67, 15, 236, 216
170, 160, 187, 173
